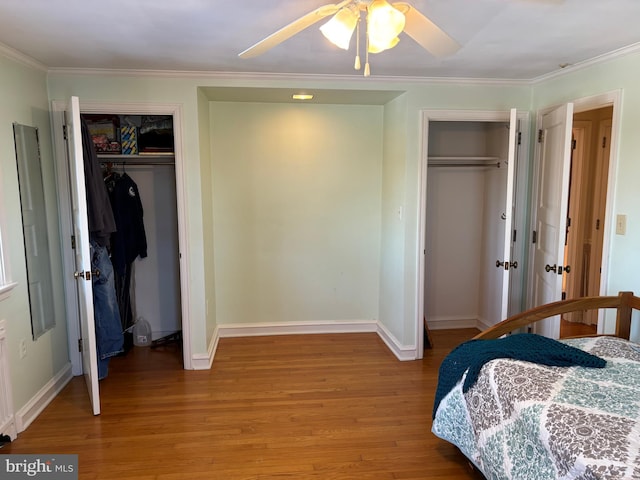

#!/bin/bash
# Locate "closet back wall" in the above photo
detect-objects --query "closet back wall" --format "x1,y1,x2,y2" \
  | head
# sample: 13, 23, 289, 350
210, 102, 383, 325
129, 164, 181, 339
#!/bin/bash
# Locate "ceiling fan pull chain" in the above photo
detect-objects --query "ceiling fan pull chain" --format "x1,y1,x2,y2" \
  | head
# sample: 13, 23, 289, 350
354, 16, 361, 70
364, 18, 371, 77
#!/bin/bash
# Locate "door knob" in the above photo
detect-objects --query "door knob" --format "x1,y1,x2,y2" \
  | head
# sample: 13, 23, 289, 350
545, 264, 557, 273
73, 269, 100, 281
496, 260, 505, 268
74, 271, 90, 281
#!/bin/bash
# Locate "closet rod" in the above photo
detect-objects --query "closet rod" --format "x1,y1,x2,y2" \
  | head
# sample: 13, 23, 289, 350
428, 162, 500, 168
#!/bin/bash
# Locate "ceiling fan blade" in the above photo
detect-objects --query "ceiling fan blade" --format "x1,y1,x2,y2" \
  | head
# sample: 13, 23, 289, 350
394, 3, 461, 58
516, 0, 564, 3
239, 3, 344, 59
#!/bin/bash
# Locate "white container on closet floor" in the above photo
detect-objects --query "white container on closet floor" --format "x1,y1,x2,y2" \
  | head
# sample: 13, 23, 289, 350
132, 317, 152, 347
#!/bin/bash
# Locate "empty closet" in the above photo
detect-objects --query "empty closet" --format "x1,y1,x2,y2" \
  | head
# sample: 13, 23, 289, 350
424, 120, 513, 330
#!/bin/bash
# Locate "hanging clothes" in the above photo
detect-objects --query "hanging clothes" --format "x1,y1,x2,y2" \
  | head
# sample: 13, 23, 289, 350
108, 172, 148, 344
80, 117, 123, 379
90, 239, 124, 379
110, 172, 147, 275
81, 118, 116, 247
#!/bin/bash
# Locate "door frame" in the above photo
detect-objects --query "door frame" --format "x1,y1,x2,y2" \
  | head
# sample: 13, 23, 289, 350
51, 100, 192, 371
416, 109, 530, 359
527, 90, 621, 334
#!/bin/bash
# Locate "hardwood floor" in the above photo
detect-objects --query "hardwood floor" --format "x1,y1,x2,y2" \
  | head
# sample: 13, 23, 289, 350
560, 318, 597, 338
4, 330, 485, 479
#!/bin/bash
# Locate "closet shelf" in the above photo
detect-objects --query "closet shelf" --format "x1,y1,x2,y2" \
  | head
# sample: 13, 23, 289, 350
98, 153, 175, 166
97, 153, 174, 159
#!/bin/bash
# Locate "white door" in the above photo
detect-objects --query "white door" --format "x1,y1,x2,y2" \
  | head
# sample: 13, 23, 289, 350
498, 108, 519, 320
66, 96, 100, 415
532, 103, 574, 338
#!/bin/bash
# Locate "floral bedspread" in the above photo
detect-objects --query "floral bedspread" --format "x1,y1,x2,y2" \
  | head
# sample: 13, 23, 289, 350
432, 336, 640, 479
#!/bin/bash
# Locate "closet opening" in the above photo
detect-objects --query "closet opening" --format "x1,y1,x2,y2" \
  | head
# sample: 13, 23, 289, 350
418, 109, 527, 358
51, 99, 191, 414
81, 113, 184, 369
424, 121, 510, 329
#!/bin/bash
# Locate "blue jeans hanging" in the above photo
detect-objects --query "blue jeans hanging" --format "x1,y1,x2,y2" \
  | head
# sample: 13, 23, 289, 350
90, 239, 124, 379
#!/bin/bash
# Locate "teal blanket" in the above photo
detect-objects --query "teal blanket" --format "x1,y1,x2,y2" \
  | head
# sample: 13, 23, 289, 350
433, 333, 605, 418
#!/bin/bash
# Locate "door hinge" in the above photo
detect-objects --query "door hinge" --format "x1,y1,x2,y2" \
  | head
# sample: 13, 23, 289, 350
512, 229, 517, 243
63, 124, 68, 140
596, 218, 600, 230
517, 131, 522, 145
538, 129, 544, 143
71, 235, 76, 250
78, 338, 83, 353
532, 230, 537, 244
602, 136, 607, 148
572, 139, 577, 150
562, 291, 566, 300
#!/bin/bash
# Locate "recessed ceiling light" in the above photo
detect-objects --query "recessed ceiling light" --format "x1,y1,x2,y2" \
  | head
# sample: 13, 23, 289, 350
292, 94, 314, 100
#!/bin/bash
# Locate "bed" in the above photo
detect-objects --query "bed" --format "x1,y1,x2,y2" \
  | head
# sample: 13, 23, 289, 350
431, 291, 640, 480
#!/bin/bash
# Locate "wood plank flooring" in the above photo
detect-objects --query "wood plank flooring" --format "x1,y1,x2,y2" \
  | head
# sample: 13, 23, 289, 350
560, 319, 597, 338
4, 330, 485, 479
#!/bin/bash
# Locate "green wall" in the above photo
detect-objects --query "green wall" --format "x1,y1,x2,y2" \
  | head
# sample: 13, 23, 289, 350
0, 53, 69, 413
210, 101, 383, 326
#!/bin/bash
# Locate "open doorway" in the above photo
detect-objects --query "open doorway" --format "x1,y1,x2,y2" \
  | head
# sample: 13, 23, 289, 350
560, 105, 613, 337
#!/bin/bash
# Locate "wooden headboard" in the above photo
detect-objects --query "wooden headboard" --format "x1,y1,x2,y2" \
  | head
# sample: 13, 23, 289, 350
474, 291, 640, 340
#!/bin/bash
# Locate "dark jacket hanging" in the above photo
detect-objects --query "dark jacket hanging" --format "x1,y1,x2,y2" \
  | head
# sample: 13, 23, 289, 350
110, 172, 147, 276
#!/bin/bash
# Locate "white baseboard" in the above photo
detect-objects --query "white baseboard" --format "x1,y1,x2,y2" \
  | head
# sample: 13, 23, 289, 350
476, 317, 494, 333
426, 316, 480, 330
217, 320, 379, 338
191, 326, 221, 370
376, 322, 417, 361
191, 320, 416, 367
15, 362, 73, 434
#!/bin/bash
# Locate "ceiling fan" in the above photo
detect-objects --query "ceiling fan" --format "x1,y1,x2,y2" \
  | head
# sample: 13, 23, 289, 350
238, 0, 461, 77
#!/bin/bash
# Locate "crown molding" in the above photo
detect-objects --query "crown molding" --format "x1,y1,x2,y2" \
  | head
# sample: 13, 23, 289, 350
46, 66, 531, 87
25, 39, 640, 86
532, 41, 640, 85
0, 43, 47, 72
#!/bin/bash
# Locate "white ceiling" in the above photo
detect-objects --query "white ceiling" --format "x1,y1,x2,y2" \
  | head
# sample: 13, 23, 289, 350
1, 0, 639, 80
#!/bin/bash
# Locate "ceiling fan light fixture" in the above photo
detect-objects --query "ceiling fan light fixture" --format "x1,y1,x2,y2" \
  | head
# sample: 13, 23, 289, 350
367, 0, 405, 53
320, 5, 359, 50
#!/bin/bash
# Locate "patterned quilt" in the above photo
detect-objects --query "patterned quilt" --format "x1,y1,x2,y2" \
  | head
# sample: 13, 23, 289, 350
432, 336, 640, 479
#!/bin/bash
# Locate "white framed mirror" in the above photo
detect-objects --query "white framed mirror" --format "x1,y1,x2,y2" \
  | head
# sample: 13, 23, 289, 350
13, 123, 56, 339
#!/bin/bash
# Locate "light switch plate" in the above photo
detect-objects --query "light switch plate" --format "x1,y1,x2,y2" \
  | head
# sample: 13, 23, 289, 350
616, 214, 627, 235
